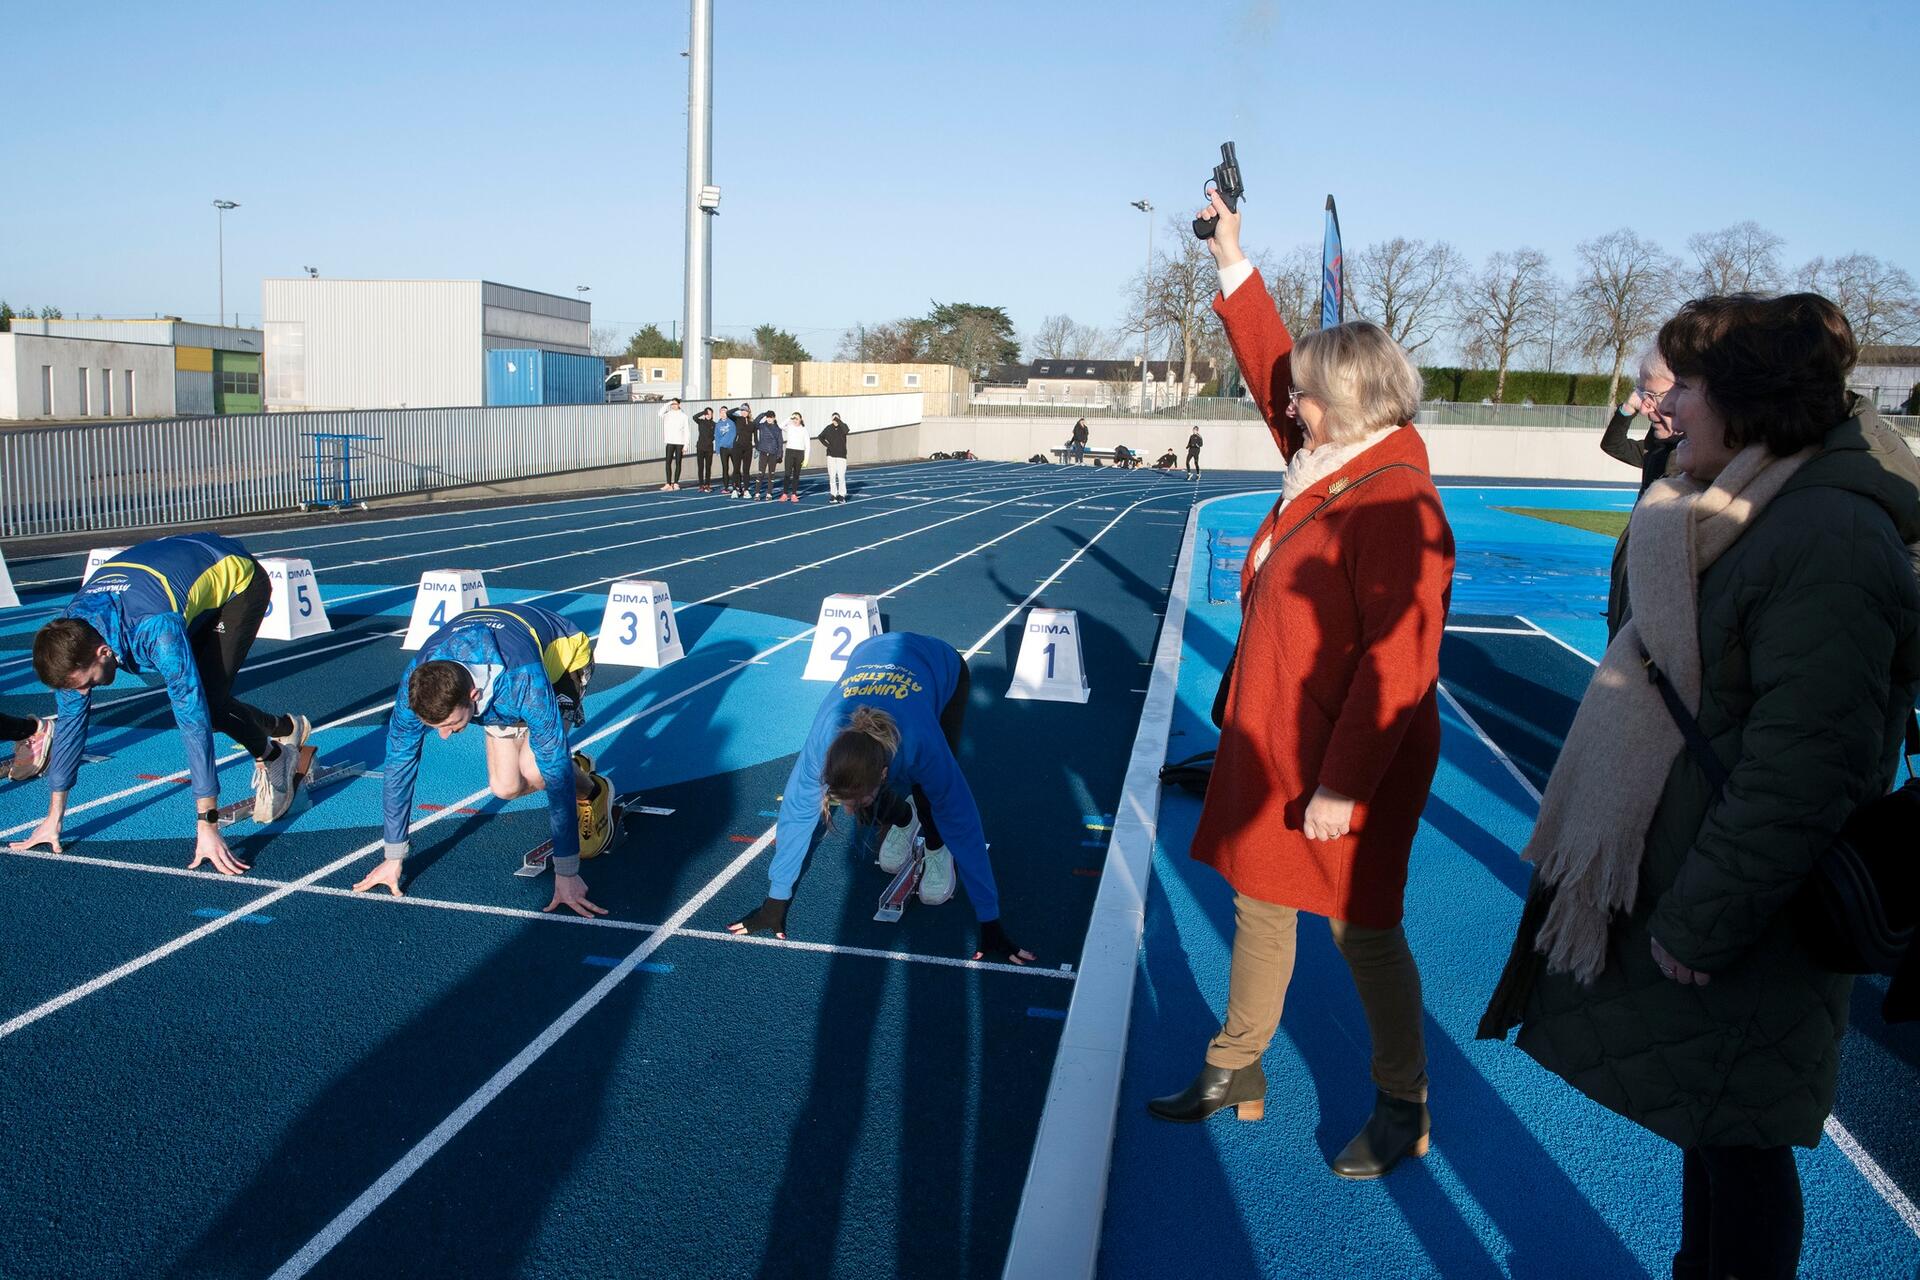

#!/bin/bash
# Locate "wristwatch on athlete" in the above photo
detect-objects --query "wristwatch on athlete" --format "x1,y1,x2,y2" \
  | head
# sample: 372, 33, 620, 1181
198, 808, 220, 825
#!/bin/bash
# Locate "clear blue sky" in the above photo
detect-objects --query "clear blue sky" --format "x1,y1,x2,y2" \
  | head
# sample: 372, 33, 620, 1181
3, 0, 1915, 359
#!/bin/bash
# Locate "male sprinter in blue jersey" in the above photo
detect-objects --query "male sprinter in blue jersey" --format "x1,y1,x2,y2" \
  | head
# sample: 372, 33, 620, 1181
355, 602, 614, 918
728, 631, 1034, 965
10, 534, 311, 874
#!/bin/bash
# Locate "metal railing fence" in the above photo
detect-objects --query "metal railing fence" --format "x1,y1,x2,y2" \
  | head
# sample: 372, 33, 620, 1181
0, 393, 923, 538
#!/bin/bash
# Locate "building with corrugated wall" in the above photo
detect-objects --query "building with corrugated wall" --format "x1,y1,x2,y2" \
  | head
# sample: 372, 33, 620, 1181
260, 279, 591, 411
5, 317, 262, 416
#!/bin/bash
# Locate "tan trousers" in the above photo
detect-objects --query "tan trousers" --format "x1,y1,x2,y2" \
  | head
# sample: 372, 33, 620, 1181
1206, 893, 1429, 1103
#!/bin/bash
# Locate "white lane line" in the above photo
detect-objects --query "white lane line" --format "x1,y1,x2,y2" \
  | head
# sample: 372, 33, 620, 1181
1823, 1115, 1920, 1238
265, 826, 780, 1280
1435, 681, 1543, 804
1513, 614, 1602, 667
1446, 625, 1538, 635
0, 846, 1065, 981
999, 487, 1209, 1280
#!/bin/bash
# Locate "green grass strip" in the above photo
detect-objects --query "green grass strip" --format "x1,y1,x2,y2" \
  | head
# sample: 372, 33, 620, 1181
1494, 506, 1630, 537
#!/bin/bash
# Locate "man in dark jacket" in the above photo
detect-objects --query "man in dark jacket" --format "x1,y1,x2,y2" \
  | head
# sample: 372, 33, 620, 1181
693, 407, 717, 492
1185, 427, 1204, 479
1603, 354, 1679, 636
727, 403, 755, 498
817, 412, 851, 504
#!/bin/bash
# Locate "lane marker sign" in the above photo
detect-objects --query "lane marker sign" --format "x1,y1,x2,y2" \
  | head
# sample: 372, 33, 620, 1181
0, 549, 18, 609
83, 547, 129, 585
257, 558, 332, 641
593, 579, 683, 668
401, 569, 489, 650
1006, 607, 1090, 703
802, 593, 883, 682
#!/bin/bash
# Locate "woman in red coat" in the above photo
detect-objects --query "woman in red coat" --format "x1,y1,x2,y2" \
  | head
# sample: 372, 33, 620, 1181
1147, 191, 1455, 1181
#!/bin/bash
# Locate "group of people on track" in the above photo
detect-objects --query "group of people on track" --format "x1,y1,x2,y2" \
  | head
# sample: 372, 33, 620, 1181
656, 400, 855, 504
4, 532, 1032, 964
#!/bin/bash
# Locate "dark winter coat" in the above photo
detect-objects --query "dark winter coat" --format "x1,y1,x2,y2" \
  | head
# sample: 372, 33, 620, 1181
816, 421, 849, 459
695, 412, 716, 452
1495, 401, 1920, 1149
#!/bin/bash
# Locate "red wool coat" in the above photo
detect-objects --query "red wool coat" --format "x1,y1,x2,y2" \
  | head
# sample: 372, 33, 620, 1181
1189, 270, 1456, 928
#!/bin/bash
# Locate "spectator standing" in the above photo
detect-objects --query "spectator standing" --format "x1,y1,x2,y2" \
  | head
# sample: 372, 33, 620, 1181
1603, 350, 1680, 637
782, 413, 809, 502
728, 403, 756, 498
1480, 293, 1920, 1280
659, 397, 690, 491
1186, 426, 1205, 479
753, 411, 783, 501
712, 406, 738, 495
817, 412, 851, 504
692, 406, 717, 492
1069, 418, 1090, 464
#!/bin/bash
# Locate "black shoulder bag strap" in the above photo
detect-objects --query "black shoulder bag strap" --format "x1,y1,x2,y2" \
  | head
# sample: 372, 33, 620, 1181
1210, 461, 1423, 729
1640, 648, 1730, 796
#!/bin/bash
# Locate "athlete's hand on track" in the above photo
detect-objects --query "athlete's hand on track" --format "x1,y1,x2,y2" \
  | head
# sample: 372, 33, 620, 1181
9, 815, 64, 854
353, 860, 405, 897
545, 873, 608, 918
727, 896, 790, 940
974, 919, 1036, 966
188, 824, 251, 875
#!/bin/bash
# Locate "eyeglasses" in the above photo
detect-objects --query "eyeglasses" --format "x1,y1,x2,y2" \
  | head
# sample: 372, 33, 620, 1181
1287, 387, 1303, 406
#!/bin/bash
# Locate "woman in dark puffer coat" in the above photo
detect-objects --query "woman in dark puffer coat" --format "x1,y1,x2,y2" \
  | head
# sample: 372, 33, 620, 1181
1481, 292, 1920, 1280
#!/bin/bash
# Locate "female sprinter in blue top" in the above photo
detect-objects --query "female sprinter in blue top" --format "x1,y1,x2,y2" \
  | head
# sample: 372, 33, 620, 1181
728, 632, 1034, 965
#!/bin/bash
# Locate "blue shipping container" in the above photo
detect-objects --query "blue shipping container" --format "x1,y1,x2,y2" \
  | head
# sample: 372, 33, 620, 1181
485, 349, 605, 406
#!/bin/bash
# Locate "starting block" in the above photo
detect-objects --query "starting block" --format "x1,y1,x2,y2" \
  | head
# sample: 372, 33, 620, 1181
0, 548, 17, 608
83, 546, 129, 585
874, 846, 927, 922
402, 569, 489, 650
802, 593, 884, 682
217, 747, 371, 828
1006, 607, 1090, 703
516, 788, 653, 876
593, 579, 683, 668
256, 558, 332, 641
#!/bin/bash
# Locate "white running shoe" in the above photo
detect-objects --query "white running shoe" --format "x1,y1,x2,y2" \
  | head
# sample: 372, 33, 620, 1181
252, 714, 310, 822
875, 799, 921, 873
917, 846, 955, 905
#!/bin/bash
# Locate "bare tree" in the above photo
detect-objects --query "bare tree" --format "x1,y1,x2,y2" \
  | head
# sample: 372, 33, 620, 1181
1348, 237, 1466, 354
1130, 215, 1222, 403
1687, 221, 1786, 296
1028, 314, 1113, 360
1457, 248, 1556, 403
836, 319, 926, 363
590, 326, 626, 358
1572, 229, 1680, 405
1796, 253, 1920, 347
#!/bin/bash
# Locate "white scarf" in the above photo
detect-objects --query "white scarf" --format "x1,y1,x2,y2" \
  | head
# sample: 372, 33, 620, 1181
1250, 424, 1401, 575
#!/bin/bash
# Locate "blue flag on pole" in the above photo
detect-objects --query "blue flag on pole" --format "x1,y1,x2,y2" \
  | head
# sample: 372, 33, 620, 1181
1321, 195, 1345, 330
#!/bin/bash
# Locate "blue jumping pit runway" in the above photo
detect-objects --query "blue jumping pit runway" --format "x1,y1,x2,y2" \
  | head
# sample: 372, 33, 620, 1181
0, 460, 1914, 1279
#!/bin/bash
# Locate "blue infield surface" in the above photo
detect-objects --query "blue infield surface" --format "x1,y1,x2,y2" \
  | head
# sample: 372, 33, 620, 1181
0, 461, 1914, 1279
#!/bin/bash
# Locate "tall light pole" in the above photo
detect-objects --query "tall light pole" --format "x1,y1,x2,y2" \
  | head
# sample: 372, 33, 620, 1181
682, 0, 716, 400
213, 200, 239, 326
1130, 199, 1153, 415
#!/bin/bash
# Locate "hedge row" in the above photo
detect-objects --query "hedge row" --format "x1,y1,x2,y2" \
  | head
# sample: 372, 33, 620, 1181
1421, 367, 1626, 406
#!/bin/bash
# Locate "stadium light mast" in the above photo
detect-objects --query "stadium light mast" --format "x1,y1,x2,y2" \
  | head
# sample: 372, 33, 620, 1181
682, 0, 716, 399
1131, 199, 1153, 415
213, 199, 240, 326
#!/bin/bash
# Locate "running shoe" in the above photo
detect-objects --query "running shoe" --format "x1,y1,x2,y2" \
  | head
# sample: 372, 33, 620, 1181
876, 798, 921, 873
578, 773, 613, 859
8, 717, 52, 782
252, 743, 301, 823
917, 845, 956, 905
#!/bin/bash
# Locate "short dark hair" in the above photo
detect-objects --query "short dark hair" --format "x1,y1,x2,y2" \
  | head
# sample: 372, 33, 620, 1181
408, 660, 475, 724
668, 397, 680, 406
33, 617, 106, 687
1658, 293, 1856, 456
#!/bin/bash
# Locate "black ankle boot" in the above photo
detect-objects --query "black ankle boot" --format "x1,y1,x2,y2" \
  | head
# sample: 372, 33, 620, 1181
1146, 1061, 1266, 1123
1331, 1090, 1430, 1179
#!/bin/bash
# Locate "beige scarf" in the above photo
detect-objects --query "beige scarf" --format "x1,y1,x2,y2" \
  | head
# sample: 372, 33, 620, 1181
1526, 442, 1815, 982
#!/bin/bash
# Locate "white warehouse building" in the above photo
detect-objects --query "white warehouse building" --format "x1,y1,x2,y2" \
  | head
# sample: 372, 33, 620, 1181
261, 279, 592, 411
0, 319, 264, 420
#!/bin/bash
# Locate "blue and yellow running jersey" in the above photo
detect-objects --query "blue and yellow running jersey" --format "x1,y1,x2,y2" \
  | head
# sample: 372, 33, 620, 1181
381, 602, 594, 874
76, 535, 256, 633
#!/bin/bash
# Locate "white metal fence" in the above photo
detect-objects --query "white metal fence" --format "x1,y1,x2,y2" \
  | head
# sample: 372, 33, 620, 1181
0, 393, 923, 538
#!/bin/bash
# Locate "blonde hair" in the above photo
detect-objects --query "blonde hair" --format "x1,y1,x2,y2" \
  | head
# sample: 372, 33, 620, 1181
820, 707, 901, 822
1290, 321, 1423, 444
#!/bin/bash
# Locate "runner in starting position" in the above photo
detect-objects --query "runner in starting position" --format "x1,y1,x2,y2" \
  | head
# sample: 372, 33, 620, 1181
358, 602, 613, 917
728, 631, 1034, 964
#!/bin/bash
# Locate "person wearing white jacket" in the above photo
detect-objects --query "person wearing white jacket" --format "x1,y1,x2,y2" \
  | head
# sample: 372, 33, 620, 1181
659, 398, 691, 490
781, 413, 810, 502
